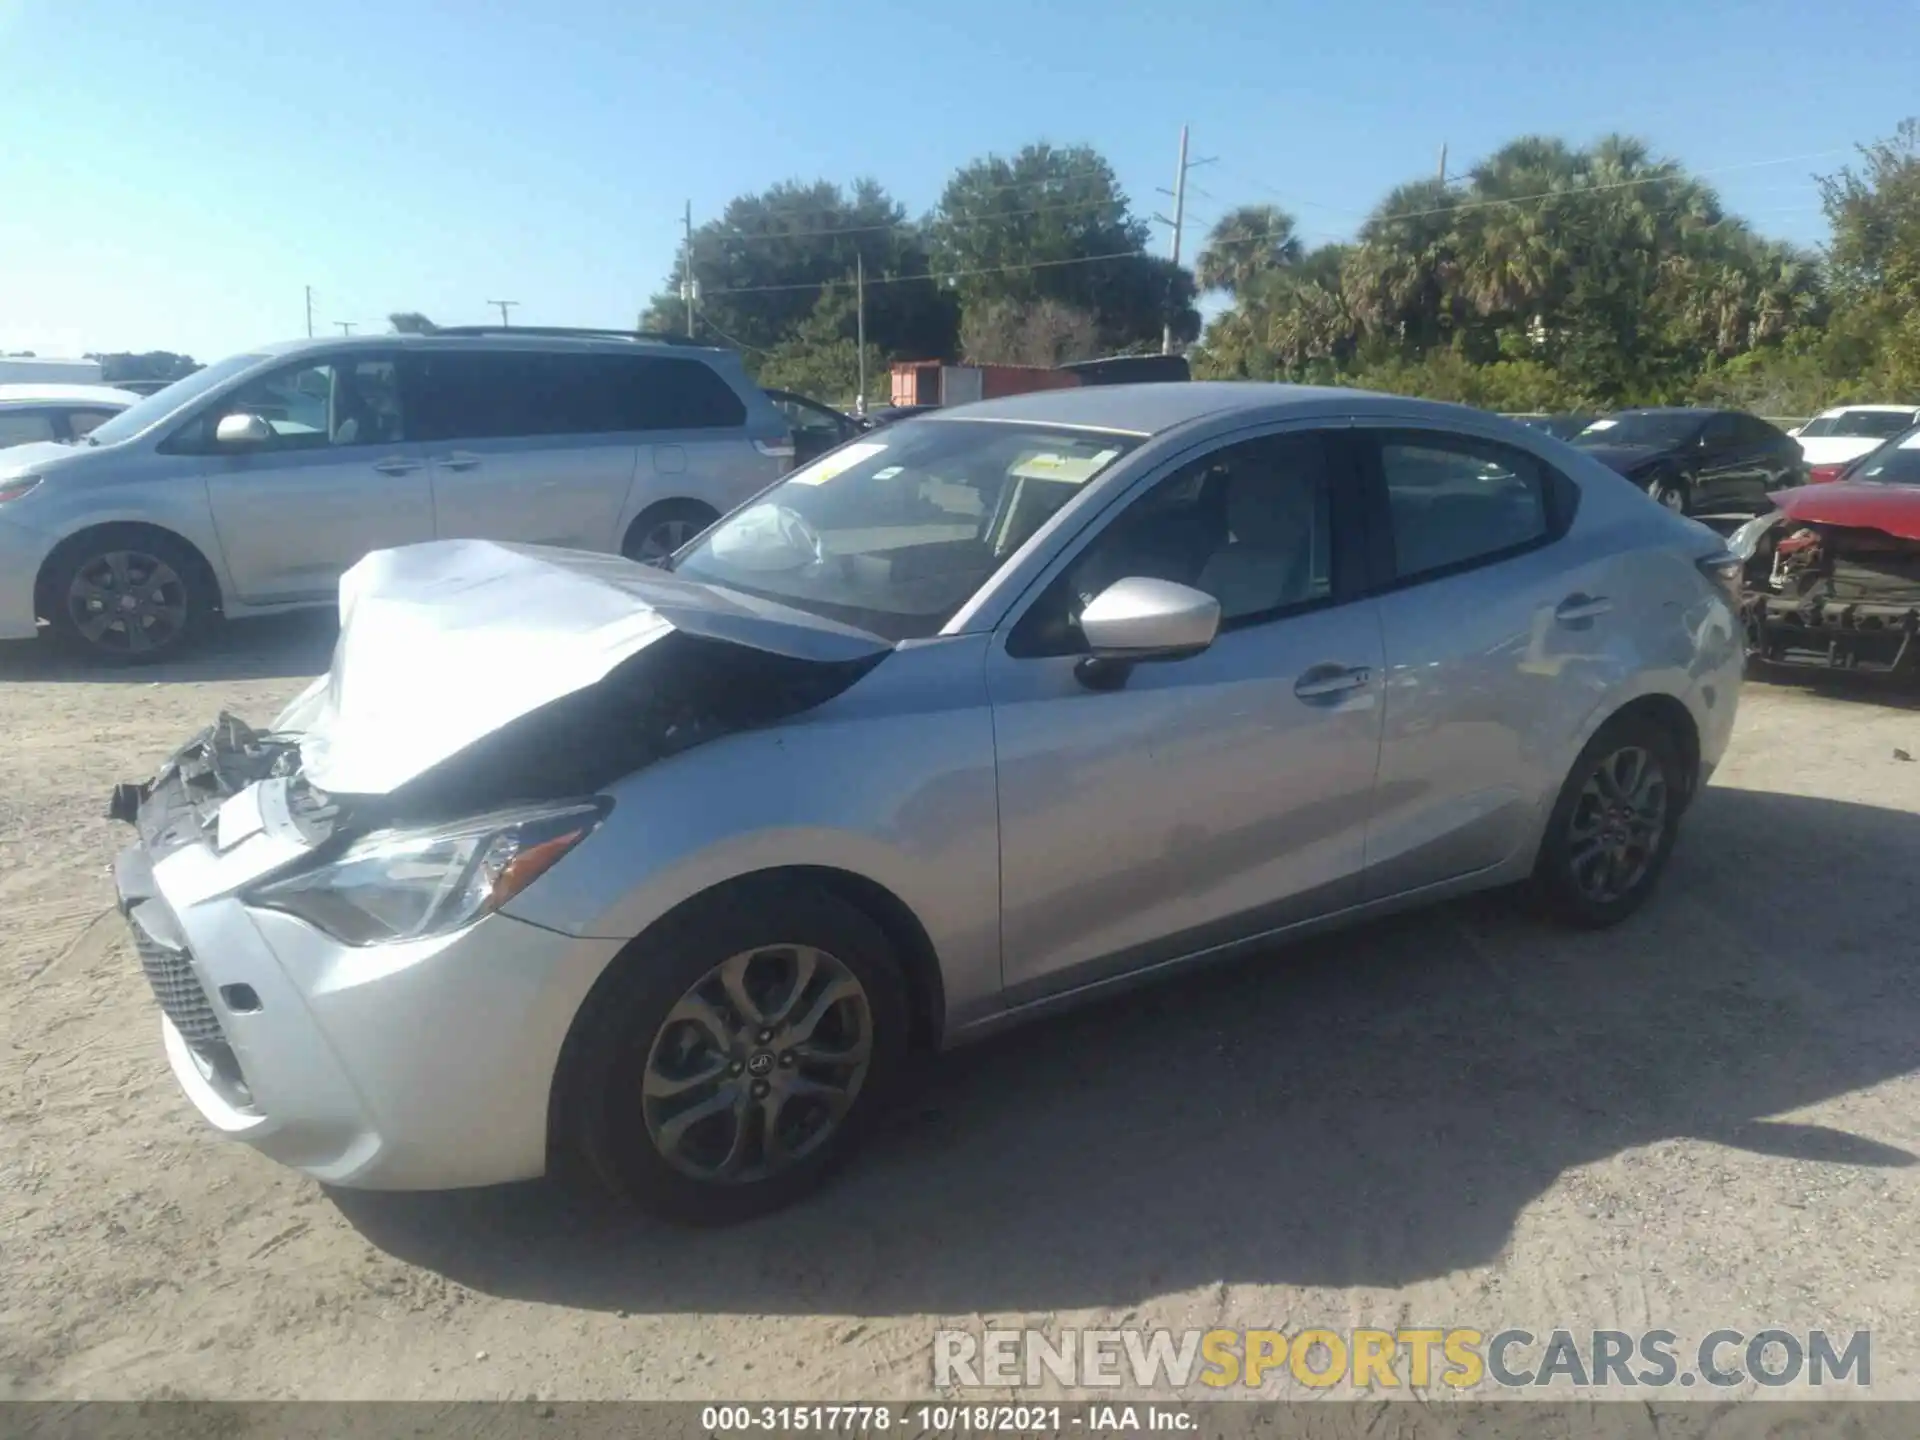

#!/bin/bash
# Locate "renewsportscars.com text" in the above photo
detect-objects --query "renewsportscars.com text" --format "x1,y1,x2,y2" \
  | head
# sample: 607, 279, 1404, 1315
933, 1327, 1871, 1391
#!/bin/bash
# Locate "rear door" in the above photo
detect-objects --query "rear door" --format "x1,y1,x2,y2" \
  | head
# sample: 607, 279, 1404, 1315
404, 349, 640, 552
1355, 426, 1599, 899
623, 354, 785, 528
179, 351, 435, 603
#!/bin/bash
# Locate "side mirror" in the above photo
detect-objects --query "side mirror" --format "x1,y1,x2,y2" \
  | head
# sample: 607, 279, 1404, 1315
215, 412, 273, 447
1076, 577, 1219, 689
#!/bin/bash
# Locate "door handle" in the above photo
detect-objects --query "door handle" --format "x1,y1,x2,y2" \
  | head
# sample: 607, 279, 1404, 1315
371, 456, 422, 476
435, 451, 481, 472
1293, 663, 1373, 700
1555, 593, 1613, 624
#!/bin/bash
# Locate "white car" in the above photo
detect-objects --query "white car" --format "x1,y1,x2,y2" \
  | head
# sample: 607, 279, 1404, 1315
0, 383, 141, 449
1791, 404, 1920, 481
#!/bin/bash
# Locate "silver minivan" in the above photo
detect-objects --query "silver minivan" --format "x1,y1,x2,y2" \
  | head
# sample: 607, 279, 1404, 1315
0, 328, 794, 661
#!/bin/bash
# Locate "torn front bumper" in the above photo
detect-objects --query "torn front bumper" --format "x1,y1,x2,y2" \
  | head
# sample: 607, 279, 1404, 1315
1741, 593, 1920, 674
110, 716, 631, 1190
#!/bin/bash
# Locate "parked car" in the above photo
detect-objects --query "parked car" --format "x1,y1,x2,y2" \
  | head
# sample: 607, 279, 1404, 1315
109, 382, 1742, 1222
763, 388, 862, 464
0, 328, 793, 661
1570, 407, 1802, 514
1730, 425, 1920, 674
1510, 412, 1598, 441
1788, 403, 1920, 483
0, 383, 140, 448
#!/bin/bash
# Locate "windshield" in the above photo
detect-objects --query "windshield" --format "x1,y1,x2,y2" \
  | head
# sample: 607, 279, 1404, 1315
672, 419, 1137, 641
1852, 432, 1920, 485
1799, 409, 1918, 440
1574, 412, 1703, 448
82, 353, 265, 446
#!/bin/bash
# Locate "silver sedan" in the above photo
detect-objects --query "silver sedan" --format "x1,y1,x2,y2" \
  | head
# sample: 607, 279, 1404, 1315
111, 383, 1744, 1222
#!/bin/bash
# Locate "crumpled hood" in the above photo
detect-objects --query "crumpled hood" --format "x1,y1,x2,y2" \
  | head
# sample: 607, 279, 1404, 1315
1768, 481, 1920, 542
1575, 442, 1669, 476
278, 539, 891, 799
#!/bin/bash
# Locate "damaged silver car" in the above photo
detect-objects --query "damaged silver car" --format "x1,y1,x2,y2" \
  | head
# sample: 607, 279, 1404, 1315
110, 384, 1744, 1222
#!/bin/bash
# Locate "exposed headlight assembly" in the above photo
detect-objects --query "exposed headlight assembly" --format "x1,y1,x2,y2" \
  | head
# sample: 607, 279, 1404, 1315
248, 801, 605, 945
1727, 511, 1782, 562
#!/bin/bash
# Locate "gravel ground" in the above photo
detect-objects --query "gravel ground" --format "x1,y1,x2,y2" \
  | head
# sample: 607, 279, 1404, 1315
3, 614, 1920, 1402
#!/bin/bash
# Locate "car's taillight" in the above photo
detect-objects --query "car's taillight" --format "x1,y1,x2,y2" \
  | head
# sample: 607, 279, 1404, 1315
0, 476, 43, 504
1808, 463, 1847, 484
1697, 550, 1744, 607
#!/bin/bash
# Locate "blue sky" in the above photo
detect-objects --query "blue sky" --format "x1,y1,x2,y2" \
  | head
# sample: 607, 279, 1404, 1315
3, 0, 1915, 363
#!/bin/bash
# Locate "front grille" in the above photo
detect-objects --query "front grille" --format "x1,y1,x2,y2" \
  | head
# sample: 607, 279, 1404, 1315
132, 923, 224, 1050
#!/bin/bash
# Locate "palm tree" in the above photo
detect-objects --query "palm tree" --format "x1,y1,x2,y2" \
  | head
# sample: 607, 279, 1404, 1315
1195, 205, 1302, 296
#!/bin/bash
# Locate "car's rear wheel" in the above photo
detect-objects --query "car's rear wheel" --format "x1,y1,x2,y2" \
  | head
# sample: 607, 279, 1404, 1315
1643, 471, 1690, 513
622, 500, 719, 567
1532, 713, 1685, 928
43, 526, 212, 664
564, 881, 908, 1224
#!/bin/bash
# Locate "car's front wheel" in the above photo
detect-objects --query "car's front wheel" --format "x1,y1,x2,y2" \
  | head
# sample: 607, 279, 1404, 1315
43, 525, 212, 664
1532, 713, 1686, 928
564, 881, 909, 1224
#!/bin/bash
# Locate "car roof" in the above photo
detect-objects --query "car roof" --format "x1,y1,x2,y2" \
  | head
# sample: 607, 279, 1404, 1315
1816, 403, 1920, 415
0, 383, 141, 408
925, 381, 1426, 437
248, 331, 737, 360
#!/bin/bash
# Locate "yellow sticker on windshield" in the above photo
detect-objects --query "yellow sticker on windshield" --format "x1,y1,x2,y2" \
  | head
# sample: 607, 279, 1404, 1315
788, 441, 887, 485
1008, 448, 1119, 484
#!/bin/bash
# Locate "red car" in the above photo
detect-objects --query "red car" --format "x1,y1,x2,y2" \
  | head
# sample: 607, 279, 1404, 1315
1732, 428, 1920, 674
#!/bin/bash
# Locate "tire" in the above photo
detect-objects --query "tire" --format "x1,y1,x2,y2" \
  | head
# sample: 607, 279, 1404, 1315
1530, 712, 1686, 929
42, 525, 213, 665
622, 500, 719, 567
1643, 470, 1690, 514
563, 879, 909, 1225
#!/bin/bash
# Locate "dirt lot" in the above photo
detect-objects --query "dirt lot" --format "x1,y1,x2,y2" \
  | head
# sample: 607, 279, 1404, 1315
4, 615, 1920, 1401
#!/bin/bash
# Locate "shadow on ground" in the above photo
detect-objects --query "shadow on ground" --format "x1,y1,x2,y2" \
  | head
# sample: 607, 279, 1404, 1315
0, 612, 336, 685
337, 785, 1920, 1316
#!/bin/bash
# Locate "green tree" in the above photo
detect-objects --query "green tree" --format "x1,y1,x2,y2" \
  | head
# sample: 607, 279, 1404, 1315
929, 143, 1197, 352
1820, 119, 1920, 392
1195, 204, 1302, 296
644, 179, 957, 362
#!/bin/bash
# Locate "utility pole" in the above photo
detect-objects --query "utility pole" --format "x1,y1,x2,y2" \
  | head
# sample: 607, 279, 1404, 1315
1154, 125, 1215, 355
304, 285, 314, 339
856, 252, 867, 416
486, 300, 519, 327
334, 321, 356, 336
681, 200, 698, 339
1438, 142, 1449, 186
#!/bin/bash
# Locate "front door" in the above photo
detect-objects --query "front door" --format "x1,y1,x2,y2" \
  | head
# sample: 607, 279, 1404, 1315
987, 427, 1385, 1002
186, 352, 434, 604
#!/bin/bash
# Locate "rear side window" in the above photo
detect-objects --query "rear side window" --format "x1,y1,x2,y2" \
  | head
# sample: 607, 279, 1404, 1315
1734, 414, 1786, 448
0, 411, 58, 447
1376, 434, 1553, 582
405, 350, 747, 441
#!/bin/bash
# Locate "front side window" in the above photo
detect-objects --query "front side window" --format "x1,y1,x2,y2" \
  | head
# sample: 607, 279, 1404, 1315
0, 410, 58, 448
1379, 434, 1551, 581
171, 357, 404, 452
1010, 433, 1338, 657
671, 418, 1136, 641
